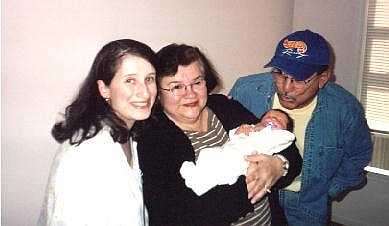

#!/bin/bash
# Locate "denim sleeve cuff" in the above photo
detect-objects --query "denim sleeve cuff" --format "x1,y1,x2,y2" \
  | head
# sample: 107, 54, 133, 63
328, 182, 344, 198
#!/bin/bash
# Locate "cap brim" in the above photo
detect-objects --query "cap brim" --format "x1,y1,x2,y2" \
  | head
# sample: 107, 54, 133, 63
264, 57, 327, 81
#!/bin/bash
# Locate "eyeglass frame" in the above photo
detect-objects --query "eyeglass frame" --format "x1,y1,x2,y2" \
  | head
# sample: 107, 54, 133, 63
160, 76, 206, 96
271, 68, 320, 88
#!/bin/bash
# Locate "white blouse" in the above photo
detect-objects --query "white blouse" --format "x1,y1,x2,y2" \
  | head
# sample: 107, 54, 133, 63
38, 129, 147, 226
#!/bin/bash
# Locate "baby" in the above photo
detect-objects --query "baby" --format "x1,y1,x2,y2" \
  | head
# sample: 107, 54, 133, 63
180, 109, 295, 196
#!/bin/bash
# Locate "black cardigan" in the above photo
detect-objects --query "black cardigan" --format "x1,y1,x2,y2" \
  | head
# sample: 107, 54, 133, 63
137, 94, 302, 226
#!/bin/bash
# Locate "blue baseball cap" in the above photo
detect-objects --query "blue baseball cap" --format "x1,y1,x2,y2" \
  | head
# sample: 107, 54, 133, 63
264, 29, 330, 81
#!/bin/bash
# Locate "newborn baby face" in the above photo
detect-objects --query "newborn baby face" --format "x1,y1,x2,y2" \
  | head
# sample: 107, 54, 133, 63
254, 110, 289, 131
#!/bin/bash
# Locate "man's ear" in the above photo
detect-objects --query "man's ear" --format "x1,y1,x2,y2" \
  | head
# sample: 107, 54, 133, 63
97, 80, 110, 99
318, 69, 331, 88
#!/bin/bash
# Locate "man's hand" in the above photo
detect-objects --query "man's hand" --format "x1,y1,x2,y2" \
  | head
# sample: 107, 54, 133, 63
245, 154, 285, 203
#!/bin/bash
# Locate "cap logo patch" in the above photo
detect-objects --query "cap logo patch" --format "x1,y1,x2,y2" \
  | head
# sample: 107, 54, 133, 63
281, 39, 308, 59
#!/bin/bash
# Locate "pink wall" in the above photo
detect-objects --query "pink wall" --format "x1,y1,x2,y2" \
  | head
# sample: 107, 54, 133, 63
2, 1, 293, 225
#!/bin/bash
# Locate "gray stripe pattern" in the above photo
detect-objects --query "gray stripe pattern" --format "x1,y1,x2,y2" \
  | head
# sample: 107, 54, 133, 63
184, 111, 229, 160
231, 196, 271, 226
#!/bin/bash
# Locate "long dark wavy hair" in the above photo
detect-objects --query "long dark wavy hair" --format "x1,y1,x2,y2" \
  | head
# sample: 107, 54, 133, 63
156, 44, 221, 93
52, 39, 157, 145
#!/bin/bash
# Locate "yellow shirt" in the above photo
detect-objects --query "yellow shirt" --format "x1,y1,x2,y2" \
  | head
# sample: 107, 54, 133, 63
272, 94, 317, 191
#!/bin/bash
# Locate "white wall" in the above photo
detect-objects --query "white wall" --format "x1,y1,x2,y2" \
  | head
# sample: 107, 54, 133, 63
2, 1, 294, 225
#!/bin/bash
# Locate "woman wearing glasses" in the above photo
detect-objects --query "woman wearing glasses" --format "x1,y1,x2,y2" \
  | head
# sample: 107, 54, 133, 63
136, 44, 302, 225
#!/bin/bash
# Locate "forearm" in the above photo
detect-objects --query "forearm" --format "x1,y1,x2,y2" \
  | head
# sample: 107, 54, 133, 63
329, 111, 372, 197
144, 175, 253, 225
139, 141, 253, 225
328, 143, 372, 197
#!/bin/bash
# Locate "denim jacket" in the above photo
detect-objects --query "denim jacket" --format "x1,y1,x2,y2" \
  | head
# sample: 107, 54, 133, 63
229, 72, 372, 222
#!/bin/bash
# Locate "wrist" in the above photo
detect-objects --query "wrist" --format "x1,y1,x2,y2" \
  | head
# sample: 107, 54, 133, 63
273, 154, 289, 177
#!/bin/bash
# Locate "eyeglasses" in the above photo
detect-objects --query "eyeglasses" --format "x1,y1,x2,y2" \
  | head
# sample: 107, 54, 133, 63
160, 76, 206, 96
271, 68, 317, 89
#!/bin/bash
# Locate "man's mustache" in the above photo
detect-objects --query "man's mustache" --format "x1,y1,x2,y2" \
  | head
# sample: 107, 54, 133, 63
277, 92, 296, 101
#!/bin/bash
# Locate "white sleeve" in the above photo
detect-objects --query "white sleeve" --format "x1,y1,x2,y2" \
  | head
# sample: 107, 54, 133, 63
38, 144, 91, 226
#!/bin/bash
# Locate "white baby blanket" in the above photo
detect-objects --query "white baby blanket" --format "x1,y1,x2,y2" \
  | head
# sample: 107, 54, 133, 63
180, 125, 295, 196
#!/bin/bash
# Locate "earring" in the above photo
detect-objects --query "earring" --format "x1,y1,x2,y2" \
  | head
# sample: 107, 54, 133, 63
104, 97, 111, 104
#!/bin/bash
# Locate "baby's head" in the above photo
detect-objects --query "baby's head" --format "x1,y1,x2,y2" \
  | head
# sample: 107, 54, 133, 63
258, 109, 294, 132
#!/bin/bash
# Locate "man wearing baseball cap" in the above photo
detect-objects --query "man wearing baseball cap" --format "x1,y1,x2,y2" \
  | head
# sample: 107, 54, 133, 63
230, 30, 372, 225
